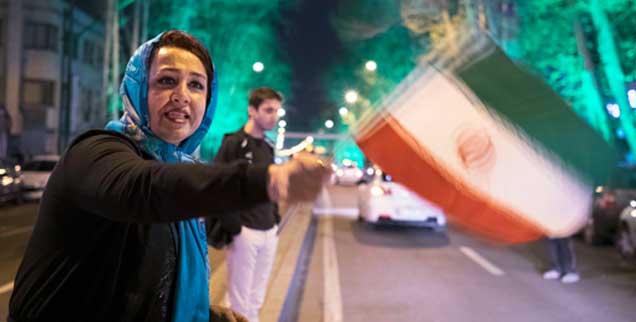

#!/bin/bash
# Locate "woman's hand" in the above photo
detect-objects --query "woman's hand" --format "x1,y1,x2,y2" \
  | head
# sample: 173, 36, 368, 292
267, 152, 332, 203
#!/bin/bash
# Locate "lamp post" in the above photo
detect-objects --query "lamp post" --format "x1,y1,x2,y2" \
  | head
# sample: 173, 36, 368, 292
365, 60, 377, 72
253, 61, 264, 73
345, 90, 358, 104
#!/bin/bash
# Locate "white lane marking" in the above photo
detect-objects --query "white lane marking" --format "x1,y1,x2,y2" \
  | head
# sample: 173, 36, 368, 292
312, 207, 358, 217
0, 281, 14, 294
0, 226, 33, 238
459, 246, 505, 276
323, 215, 343, 322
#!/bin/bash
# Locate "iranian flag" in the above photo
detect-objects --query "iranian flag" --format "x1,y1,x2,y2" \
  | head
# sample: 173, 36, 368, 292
354, 34, 617, 243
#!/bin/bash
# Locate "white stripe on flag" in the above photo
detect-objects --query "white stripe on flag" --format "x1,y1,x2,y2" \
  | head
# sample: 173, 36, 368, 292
374, 68, 590, 237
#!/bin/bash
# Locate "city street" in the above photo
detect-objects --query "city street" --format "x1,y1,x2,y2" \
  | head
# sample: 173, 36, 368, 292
0, 203, 37, 322
1, 186, 636, 321
300, 185, 636, 322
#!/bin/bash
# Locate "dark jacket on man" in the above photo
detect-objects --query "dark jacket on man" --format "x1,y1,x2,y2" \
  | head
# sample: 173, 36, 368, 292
206, 128, 280, 246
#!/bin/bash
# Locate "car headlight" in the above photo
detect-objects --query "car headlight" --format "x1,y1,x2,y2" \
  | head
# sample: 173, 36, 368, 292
2, 176, 14, 186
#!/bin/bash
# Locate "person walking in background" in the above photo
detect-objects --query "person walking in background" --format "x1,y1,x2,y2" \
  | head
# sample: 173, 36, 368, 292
212, 87, 284, 322
543, 237, 580, 283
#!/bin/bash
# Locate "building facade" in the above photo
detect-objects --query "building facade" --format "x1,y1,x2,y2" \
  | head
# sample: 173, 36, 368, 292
0, 0, 105, 159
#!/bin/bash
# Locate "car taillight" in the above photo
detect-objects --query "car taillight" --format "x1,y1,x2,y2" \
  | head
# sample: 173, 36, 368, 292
371, 185, 392, 196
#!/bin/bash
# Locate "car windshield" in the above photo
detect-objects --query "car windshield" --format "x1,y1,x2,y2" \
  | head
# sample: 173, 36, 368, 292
23, 160, 56, 171
0, 160, 17, 174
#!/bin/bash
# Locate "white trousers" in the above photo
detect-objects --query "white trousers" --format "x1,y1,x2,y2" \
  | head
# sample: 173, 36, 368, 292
227, 226, 278, 322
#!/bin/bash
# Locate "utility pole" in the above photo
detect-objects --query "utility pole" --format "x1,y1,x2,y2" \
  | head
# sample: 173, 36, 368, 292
58, 0, 74, 153
101, 0, 113, 124
130, 0, 140, 55
141, 0, 149, 43
111, 0, 120, 121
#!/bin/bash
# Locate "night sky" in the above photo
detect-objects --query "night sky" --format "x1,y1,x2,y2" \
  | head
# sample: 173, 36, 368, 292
278, 0, 342, 132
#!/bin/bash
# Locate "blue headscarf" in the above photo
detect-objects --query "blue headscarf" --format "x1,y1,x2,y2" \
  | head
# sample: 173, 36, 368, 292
106, 31, 218, 322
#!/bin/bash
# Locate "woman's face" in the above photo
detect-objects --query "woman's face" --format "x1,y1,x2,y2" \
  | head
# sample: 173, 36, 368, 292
147, 46, 208, 145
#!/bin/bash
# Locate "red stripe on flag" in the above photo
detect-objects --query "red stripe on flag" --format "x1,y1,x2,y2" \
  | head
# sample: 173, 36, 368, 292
355, 115, 545, 244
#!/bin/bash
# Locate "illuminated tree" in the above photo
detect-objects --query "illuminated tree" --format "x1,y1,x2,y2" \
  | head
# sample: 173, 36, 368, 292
509, 0, 636, 157
146, 0, 292, 160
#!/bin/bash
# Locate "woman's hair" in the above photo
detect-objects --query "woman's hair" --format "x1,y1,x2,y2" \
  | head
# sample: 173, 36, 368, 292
147, 30, 214, 106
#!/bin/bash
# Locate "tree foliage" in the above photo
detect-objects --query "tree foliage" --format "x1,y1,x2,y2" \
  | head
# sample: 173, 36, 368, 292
146, 0, 292, 160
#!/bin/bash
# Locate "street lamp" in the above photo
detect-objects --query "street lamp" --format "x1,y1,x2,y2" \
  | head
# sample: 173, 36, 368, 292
339, 107, 348, 116
253, 61, 264, 73
325, 119, 334, 129
365, 60, 377, 72
277, 108, 286, 117
345, 90, 358, 104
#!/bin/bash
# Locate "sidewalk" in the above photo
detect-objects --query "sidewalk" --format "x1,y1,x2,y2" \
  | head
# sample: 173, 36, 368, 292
207, 202, 316, 322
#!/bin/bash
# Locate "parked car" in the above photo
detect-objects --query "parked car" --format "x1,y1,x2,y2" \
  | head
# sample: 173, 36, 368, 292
0, 159, 24, 205
616, 201, 636, 258
357, 168, 446, 230
583, 166, 636, 245
22, 155, 59, 200
332, 162, 364, 186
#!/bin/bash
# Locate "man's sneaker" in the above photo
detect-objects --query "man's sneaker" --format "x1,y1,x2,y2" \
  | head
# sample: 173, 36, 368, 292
542, 269, 561, 280
560, 272, 580, 284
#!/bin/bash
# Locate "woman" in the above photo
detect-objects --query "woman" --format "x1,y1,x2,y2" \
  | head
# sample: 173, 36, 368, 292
8, 30, 328, 322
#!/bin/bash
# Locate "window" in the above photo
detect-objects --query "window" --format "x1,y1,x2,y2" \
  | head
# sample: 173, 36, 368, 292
23, 160, 57, 172
23, 22, 59, 51
71, 37, 79, 59
81, 88, 93, 122
95, 45, 103, 66
22, 80, 55, 106
83, 40, 94, 65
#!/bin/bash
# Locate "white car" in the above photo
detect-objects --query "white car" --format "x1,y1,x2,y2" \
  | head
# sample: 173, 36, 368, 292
333, 165, 363, 186
616, 201, 636, 258
22, 155, 59, 200
357, 169, 446, 230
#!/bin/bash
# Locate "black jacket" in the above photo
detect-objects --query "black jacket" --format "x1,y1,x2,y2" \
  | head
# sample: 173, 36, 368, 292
206, 129, 279, 245
8, 130, 270, 322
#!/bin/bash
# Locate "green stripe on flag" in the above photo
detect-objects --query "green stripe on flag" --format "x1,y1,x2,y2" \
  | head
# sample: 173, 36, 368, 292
455, 41, 618, 185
